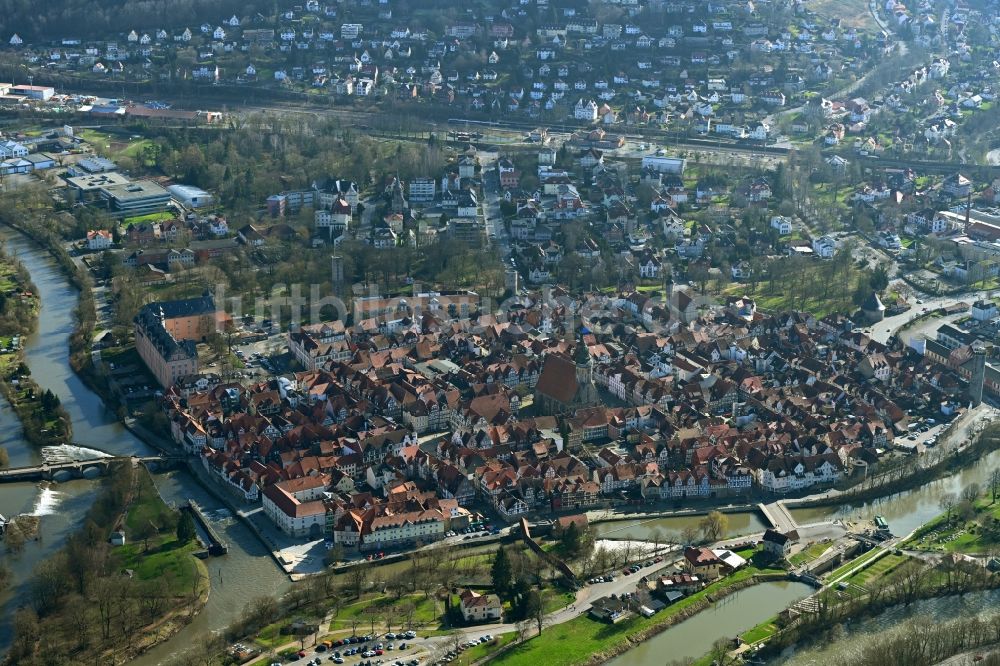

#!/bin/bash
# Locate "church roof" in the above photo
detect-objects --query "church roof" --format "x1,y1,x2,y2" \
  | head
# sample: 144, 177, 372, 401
536, 353, 579, 405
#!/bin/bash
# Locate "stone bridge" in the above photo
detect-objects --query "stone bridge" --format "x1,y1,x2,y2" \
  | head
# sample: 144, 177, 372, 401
0, 454, 183, 483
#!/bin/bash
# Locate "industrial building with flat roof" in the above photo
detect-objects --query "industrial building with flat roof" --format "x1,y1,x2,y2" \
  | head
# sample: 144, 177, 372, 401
65, 171, 131, 202
101, 180, 172, 218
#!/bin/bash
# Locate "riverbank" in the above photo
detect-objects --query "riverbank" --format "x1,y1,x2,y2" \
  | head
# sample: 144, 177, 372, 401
0, 223, 294, 665
2, 462, 210, 666
485, 551, 788, 666
0, 208, 97, 372
783, 589, 1000, 665
755, 549, 1000, 662
0, 240, 72, 451
789, 417, 1000, 511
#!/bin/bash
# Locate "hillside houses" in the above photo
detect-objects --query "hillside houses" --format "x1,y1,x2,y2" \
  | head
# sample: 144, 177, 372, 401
0, 0, 896, 134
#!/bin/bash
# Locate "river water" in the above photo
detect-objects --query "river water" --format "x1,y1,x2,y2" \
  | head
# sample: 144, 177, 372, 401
593, 511, 767, 542
0, 226, 156, 462
789, 447, 1000, 537
606, 581, 813, 666
779, 589, 1000, 664
0, 226, 291, 664
0, 479, 99, 648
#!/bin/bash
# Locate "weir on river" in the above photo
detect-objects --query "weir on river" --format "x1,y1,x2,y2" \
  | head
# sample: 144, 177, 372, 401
0, 226, 291, 665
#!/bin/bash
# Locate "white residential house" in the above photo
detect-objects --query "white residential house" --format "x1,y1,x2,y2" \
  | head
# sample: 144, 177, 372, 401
86, 229, 113, 250
879, 232, 902, 250
812, 235, 837, 258
972, 300, 999, 321
213, 26, 226, 40
731, 261, 752, 280
574, 99, 599, 121
770, 216, 793, 235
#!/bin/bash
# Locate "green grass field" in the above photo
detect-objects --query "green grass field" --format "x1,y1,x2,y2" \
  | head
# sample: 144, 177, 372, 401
112, 468, 201, 594
789, 541, 831, 566
451, 633, 517, 665
329, 593, 443, 633
741, 617, 779, 644
491, 564, 782, 666
844, 552, 907, 588
825, 547, 885, 582
907, 497, 1000, 554
77, 129, 155, 165
121, 211, 175, 227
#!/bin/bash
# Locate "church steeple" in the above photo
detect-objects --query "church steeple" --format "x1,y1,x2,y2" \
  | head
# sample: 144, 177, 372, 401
573, 325, 598, 407
574, 325, 591, 366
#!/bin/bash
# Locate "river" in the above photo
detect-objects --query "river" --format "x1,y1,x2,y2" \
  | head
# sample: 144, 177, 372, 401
593, 511, 767, 542
779, 589, 1000, 664
0, 479, 99, 648
0, 225, 155, 462
0, 226, 291, 664
606, 581, 813, 666
789, 447, 1000, 537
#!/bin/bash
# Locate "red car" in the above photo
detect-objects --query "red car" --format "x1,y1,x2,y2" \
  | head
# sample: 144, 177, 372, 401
375, 649, 384, 656
297, 650, 306, 658
623, 569, 631, 575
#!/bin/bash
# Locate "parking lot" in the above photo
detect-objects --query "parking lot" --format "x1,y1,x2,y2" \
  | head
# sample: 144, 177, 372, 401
894, 417, 948, 454
270, 630, 428, 666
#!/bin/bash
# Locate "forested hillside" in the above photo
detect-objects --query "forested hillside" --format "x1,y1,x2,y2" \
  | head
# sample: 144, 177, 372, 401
0, 0, 273, 41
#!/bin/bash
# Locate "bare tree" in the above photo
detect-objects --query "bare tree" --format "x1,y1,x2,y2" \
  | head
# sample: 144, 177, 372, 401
680, 524, 700, 546
399, 602, 417, 630
893, 561, 928, 606
708, 637, 736, 666
940, 492, 957, 526
134, 519, 158, 553
363, 605, 382, 636
650, 528, 663, 555
92, 576, 118, 640
963, 482, 982, 506
525, 590, 547, 636
990, 469, 1000, 504
347, 562, 370, 598
515, 619, 531, 643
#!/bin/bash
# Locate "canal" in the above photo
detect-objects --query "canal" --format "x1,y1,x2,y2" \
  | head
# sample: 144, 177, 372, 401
0, 226, 291, 663
606, 581, 813, 666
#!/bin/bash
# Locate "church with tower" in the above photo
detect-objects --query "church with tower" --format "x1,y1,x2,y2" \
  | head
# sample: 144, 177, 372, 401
534, 327, 599, 415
